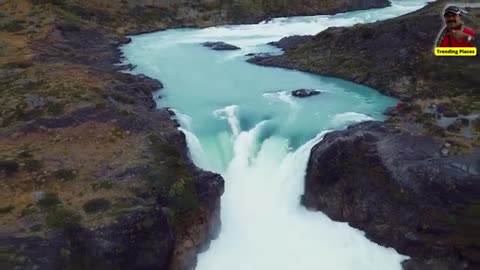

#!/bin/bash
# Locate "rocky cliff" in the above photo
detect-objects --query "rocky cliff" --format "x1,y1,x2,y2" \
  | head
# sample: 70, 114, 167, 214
303, 121, 480, 270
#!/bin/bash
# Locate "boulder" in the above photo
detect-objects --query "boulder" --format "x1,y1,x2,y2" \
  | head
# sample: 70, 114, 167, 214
202, 41, 240, 51
291, 89, 321, 98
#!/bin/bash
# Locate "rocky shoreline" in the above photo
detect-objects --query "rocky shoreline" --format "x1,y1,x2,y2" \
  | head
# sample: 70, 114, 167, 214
248, 1, 480, 269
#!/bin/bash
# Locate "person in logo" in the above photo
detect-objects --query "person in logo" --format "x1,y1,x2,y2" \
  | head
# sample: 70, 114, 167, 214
436, 6, 475, 47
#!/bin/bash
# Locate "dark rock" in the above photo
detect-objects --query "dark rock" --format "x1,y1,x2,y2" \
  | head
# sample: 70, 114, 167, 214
202, 41, 240, 51
245, 52, 272, 57
304, 121, 480, 269
291, 89, 321, 98
443, 111, 458, 118
383, 106, 398, 116
402, 258, 460, 270
446, 119, 464, 133
268, 35, 313, 50
459, 118, 470, 126
167, 108, 176, 116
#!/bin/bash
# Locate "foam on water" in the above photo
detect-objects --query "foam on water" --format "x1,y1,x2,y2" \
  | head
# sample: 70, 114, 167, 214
262, 91, 299, 109
213, 105, 242, 137
330, 112, 375, 128
121, 1, 432, 269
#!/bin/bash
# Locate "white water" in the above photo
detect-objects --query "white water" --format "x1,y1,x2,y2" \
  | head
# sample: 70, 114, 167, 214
121, 1, 432, 269
189, 110, 405, 270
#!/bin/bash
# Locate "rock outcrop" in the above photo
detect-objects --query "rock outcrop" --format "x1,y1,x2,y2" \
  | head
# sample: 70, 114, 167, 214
202, 41, 240, 51
303, 121, 480, 269
268, 35, 313, 50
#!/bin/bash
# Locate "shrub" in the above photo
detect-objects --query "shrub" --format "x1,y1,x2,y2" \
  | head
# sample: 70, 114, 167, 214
24, 159, 43, 172
1, 20, 25, 32
46, 207, 81, 230
0, 205, 14, 214
51, 168, 77, 180
46, 102, 65, 115
29, 224, 42, 232
16, 149, 33, 159
0, 160, 19, 174
20, 205, 37, 217
91, 181, 113, 191
82, 198, 111, 214
37, 192, 61, 208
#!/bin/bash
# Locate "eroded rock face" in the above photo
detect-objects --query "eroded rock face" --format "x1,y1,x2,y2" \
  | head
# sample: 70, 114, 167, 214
303, 121, 480, 269
169, 169, 224, 270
